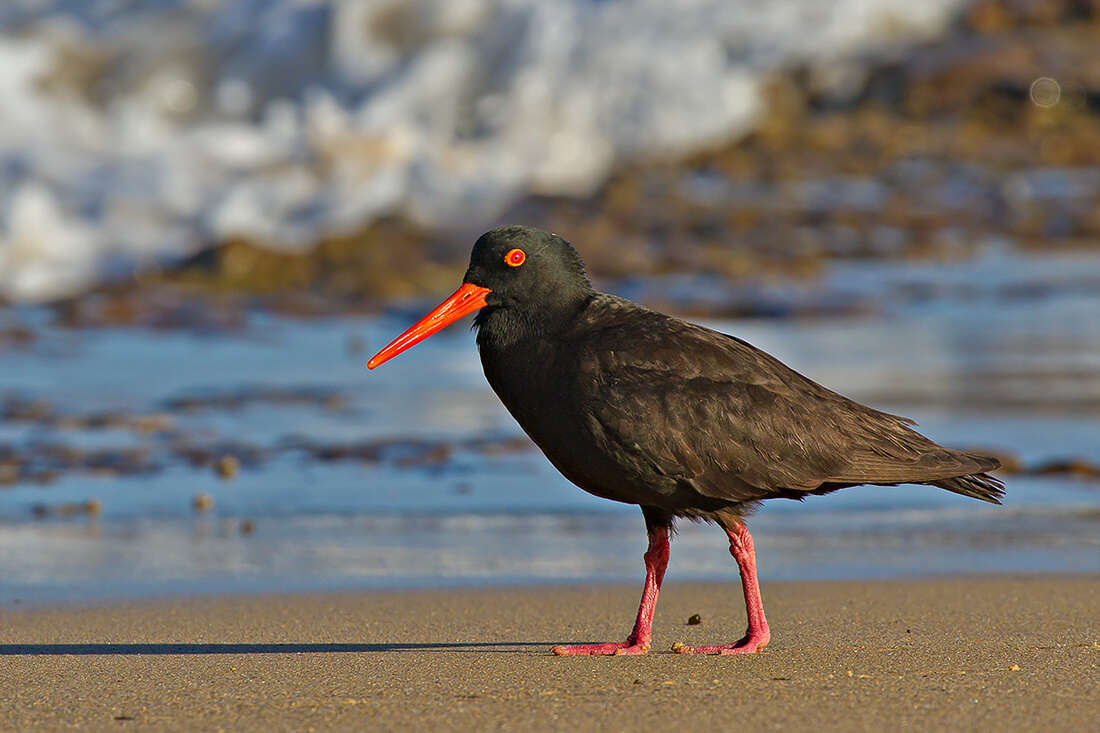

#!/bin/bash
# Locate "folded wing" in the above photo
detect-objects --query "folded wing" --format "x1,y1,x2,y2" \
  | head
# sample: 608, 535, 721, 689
576, 310, 1002, 505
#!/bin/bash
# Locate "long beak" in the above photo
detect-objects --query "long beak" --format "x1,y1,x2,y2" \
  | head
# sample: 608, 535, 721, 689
367, 283, 492, 369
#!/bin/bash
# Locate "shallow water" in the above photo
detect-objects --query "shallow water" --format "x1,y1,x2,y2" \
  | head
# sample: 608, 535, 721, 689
0, 249, 1097, 603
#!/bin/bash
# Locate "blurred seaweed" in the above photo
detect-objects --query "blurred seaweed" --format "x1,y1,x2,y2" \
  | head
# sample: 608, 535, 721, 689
15, 0, 1099, 310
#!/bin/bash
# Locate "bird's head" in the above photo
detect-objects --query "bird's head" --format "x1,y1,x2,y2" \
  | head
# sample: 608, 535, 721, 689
367, 226, 593, 369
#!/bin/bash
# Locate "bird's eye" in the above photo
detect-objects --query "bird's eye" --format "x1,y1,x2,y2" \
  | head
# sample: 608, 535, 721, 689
504, 248, 526, 267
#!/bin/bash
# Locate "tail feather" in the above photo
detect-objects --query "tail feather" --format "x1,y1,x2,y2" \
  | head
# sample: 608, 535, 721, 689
927, 451, 1004, 505
821, 449, 1005, 504
930, 471, 1005, 505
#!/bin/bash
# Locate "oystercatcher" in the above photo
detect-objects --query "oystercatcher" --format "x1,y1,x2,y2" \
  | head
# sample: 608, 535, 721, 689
368, 226, 1003, 655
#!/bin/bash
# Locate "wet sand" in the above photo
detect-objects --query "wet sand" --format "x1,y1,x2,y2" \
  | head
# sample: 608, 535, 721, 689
2, 576, 1097, 731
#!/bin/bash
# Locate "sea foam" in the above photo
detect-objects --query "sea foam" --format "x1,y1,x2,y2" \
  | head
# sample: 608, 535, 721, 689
0, 0, 966, 301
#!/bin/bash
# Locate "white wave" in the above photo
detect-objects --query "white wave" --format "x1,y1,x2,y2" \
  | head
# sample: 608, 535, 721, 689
0, 0, 967, 301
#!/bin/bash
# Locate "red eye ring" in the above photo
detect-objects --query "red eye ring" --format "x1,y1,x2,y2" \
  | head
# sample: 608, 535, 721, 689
505, 248, 526, 267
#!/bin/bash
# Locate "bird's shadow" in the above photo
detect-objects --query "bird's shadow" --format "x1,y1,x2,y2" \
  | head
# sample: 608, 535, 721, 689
0, 641, 558, 656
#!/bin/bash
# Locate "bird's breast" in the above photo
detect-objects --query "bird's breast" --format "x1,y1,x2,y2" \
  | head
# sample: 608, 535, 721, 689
478, 338, 643, 504
479, 338, 579, 437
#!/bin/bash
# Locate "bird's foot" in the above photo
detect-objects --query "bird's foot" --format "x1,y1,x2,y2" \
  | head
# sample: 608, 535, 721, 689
551, 639, 650, 656
671, 628, 770, 655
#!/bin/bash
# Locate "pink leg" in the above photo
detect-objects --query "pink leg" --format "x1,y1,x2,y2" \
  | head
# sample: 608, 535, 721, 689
552, 525, 670, 656
673, 522, 770, 655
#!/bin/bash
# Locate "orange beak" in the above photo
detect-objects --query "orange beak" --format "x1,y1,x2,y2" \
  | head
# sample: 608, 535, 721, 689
367, 283, 492, 369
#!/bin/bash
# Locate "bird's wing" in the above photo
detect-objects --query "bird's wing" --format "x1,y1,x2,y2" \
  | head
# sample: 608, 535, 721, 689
573, 310, 982, 502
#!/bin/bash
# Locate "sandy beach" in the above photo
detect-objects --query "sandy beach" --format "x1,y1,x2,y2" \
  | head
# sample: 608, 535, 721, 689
1, 575, 1096, 731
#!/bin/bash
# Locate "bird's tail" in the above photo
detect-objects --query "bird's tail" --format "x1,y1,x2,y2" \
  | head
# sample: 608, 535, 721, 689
929, 467, 1005, 505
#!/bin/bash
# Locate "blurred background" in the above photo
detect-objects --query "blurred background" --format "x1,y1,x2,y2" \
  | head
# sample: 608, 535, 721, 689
0, 0, 1097, 603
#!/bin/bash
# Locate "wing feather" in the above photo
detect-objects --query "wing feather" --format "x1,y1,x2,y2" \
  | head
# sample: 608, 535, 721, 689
572, 299, 997, 504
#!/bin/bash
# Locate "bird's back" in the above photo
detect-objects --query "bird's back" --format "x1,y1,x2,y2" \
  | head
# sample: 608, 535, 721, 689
483, 293, 1002, 517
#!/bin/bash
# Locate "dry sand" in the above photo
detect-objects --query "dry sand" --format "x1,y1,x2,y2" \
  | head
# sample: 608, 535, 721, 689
1, 576, 1097, 731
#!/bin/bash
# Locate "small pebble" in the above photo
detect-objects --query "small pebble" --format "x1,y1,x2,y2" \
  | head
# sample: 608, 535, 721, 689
192, 492, 215, 513
215, 455, 239, 480
687, 614, 702, 625
0, 464, 18, 485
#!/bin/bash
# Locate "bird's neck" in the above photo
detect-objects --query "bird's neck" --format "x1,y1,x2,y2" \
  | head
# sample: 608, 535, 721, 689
474, 291, 593, 352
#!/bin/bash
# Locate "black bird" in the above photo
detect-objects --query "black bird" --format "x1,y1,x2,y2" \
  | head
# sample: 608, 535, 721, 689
368, 226, 1003, 655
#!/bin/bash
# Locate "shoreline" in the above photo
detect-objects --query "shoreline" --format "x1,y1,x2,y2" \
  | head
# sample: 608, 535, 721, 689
2, 575, 1097, 730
